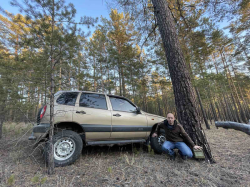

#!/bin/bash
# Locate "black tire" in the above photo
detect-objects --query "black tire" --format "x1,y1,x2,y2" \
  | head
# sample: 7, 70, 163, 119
45, 130, 83, 167
150, 129, 166, 154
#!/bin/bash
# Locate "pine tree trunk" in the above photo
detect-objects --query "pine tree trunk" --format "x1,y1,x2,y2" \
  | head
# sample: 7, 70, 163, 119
238, 87, 250, 120
220, 50, 247, 123
35, 87, 40, 121
228, 93, 239, 122
207, 88, 218, 122
220, 98, 229, 120
118, 67, 122, 96
195, 88, 210, 129
225, 93, 236, 122
121, 67, 126, 97
0, 105, 5, 139
107, 65, 110, 94
78, 58, 80, 90
223, 93, 234, 121
48, 0, 55, 174
45, 60, 47, 104
229, 56, 250, 120
151, 0, 215, 163
215, 101, 223, 121
59, 61, 62, 90
204, 93, 213, 125
93, 57, 97, 92
210, 102, 218, 122
212, 100, 218, 121
206, 107, 212, 125
0, 120, 2, 139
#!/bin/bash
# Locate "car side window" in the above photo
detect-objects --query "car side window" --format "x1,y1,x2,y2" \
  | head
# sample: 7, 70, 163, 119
110, 97, 136, 112
56, 92, 79, 106
79, 93, 107, 110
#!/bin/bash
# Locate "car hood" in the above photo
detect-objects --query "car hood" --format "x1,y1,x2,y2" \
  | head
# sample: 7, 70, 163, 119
142, 111, 166, 121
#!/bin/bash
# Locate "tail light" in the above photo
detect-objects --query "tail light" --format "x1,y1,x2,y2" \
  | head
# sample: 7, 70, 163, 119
40, 105, 47, 119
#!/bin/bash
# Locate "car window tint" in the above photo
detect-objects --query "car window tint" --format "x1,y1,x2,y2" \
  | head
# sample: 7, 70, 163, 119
110, 97, 136, 112
79, 93, 107, 110
56, 92, 79, 106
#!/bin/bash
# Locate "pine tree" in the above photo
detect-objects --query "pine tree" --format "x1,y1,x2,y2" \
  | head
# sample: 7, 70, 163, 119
9, 0, 97, 174
150, 0, 215, 163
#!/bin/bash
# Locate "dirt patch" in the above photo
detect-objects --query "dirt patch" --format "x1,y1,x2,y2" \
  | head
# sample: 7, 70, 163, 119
0, 122, 250, 187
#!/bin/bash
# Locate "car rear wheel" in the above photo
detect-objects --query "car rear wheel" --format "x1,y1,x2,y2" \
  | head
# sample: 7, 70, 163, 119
45, 130, 83, 167
150, 129, 166, 154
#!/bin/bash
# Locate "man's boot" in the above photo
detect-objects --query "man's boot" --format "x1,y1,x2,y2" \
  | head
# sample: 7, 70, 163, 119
181, 155, 187, 160
170, 152, 176, 161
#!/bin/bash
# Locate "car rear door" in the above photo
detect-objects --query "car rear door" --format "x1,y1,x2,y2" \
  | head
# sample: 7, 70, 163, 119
53, 92, 79, 124
108, 96, 147, 140
73, 92, 111, 141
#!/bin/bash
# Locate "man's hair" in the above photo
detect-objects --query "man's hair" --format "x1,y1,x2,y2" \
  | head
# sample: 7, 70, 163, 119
167, 113, 174, 117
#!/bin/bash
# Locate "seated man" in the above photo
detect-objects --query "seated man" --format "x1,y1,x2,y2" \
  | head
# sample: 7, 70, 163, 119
152, 113, 202, 160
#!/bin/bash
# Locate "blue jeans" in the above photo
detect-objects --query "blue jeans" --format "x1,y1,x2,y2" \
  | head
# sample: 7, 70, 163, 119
162, 141, 193, 158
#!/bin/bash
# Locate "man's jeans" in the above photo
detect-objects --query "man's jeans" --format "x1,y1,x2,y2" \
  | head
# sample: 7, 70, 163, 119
162, 141, 193, 158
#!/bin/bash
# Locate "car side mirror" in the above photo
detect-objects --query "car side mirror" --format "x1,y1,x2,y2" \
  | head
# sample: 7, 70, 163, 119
136, 107, 141, 114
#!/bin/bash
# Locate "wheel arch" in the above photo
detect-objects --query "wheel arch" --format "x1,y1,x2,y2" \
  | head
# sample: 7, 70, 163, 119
54, 122, 86, 143
149, 123, 159, 136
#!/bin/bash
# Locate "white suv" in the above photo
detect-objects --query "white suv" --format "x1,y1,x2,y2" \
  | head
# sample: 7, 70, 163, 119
30, 91, 166, 166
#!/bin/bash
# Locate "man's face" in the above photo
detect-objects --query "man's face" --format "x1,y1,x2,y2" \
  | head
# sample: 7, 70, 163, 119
167, 113, 175, 125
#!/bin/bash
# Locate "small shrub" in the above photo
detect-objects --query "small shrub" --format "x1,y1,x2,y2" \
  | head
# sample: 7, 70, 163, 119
124, 154, 135, 165
31, 174, 47, 186
132, 147, 139, 155
7, 174, 15, 186
31, 175, 40, 183
108, 167, 112, 173
147, 145, 155, 155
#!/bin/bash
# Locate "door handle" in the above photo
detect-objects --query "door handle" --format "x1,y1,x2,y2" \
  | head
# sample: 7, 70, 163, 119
113, 113, 121, 117
76, 111, 86, 114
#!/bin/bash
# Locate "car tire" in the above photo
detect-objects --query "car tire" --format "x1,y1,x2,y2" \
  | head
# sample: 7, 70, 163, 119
150, 129, 166, 154
45, 130, 83, 167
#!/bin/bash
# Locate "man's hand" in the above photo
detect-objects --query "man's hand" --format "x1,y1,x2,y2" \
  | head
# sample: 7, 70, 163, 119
193, 145, 202, 150
152, 133, 158, 137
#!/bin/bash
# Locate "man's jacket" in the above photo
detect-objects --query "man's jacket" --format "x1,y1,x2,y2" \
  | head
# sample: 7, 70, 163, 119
155, 120, 195, 147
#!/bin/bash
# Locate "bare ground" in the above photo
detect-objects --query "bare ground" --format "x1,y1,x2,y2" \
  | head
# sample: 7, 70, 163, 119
0, 122, 250, 187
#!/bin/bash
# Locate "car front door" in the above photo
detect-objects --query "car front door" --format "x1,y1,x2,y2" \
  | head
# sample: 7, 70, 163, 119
109, 96, 147, 140
73, 93, 111, 141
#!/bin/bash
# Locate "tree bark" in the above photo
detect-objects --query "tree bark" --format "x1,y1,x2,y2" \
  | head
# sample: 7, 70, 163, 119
220, 50, 247, 123
227, 93, 238, 122
0, 120, 2, 139
48, 0, 55, 174
215, 101, 223, 121
220, 98, 229, 121
215, 121, 250, 136
223, 93, 234, 121
151, 0, 215, 163
206, 107, 212, 125
195, 88, 210, 129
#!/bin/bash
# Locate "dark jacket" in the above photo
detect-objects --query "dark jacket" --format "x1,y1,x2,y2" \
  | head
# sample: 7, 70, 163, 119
155, 120, 195, 147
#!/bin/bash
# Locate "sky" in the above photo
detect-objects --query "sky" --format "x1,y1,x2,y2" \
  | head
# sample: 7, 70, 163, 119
0, 0, 232, 39
0, 0, 113, 35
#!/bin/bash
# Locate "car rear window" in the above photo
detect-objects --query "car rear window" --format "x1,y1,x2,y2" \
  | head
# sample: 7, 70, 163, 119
56, 92, 79, 106
79, 93, 107, 110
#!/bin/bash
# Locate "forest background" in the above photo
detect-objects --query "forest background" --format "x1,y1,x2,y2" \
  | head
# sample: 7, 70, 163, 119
0, 0, 249, 130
